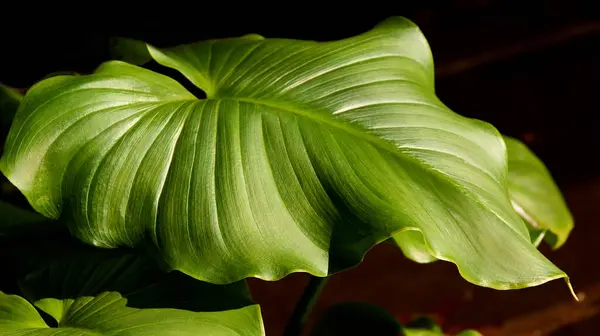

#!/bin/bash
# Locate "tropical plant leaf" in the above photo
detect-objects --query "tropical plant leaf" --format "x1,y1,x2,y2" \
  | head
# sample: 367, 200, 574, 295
0, 291, 263, 335
394, 135, 574, 263
0, 16, 569, 289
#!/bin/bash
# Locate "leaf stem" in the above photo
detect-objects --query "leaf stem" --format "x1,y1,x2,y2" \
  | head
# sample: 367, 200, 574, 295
283, 275, 329, 336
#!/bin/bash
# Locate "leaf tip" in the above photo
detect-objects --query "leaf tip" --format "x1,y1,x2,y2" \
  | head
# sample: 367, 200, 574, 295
567, 279, 579, 302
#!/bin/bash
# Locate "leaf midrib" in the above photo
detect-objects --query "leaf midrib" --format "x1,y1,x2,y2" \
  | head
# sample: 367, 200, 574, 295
203, 95, 526, 242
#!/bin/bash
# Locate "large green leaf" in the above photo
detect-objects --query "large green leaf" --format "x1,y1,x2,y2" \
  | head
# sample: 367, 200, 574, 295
0, 17, 569, 289
394, 136, 574, 263
0, 291, 263, 335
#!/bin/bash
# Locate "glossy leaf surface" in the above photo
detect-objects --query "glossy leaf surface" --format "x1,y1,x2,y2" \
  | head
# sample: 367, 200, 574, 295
0, 17, 568, 288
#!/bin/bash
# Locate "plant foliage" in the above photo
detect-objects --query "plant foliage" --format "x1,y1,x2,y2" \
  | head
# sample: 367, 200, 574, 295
0, 16, 576, 335
0, 17, 570, 290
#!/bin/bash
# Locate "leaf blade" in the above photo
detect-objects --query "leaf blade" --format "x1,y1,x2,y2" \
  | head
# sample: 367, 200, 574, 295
0, 17, 568, 289
0, 292, 263, 335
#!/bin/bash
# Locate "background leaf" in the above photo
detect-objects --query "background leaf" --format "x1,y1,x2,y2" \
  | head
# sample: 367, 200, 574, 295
17, 243, 255, 313
504, 135, 574, 249
0, 291, 264, 335
0, 17, 568, 289
0, 83, 22, 129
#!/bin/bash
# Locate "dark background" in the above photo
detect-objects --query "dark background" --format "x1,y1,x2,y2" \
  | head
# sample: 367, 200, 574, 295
1, 1, 599, 335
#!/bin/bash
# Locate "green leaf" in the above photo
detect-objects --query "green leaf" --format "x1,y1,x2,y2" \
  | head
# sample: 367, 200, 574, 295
0, 291, 263, 335
504, 135, 573, 249
0, 292, 48, 330
394, 135, 574, 263
0, 16, 568, 289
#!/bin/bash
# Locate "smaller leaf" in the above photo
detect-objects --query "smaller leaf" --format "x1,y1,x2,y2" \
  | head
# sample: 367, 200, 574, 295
0, 291, 264, 335
0, 292, 48, 330
504, 136, 573, 248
